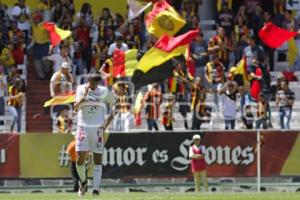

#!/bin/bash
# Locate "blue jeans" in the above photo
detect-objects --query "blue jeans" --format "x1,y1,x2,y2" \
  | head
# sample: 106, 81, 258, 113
279, 107, 292, 129
256, 118, 267, 129
0, 97, 4, 125
147, 119, 159, 131
225, 119, 235, 130
8, 106, 22, 133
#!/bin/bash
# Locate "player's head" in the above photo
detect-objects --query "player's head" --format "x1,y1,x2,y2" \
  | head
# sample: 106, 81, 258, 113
88, 70, 102, 86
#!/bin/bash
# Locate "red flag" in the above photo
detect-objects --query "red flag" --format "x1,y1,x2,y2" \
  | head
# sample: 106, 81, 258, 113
43, 22, 71, 47
259, 22, 297, 49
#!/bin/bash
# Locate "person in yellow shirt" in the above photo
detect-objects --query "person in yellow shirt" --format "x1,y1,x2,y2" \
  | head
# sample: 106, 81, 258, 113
31, 12, 50, 79
56, 108, 73, 134
0, 42, 15, 75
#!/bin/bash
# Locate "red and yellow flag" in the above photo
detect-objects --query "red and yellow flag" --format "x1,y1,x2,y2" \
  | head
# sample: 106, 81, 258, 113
146, 0, 186, 38
43, 92, 75, 107
113, 49, 138, 78
132, 29, 199, 89
43, 22, 72, 47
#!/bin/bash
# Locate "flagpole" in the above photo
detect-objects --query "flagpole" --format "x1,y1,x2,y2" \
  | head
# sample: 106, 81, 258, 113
257, 130, 261, 193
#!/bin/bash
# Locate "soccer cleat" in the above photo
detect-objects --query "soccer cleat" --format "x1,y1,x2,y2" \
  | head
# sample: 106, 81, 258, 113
77, 181, 87, 197
92, 190, 100, 197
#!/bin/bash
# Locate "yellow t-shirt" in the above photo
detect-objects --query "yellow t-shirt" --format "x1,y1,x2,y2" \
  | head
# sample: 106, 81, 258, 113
32, 23, 49, 44
0, 48, 15, 67
37, 2, 50, 11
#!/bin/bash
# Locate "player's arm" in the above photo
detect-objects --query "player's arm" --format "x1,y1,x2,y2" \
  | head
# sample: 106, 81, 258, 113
74, 83, 90, 111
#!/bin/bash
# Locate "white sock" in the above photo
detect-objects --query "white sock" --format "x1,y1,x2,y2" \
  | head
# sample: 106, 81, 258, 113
76, 164, 86, 182
93, 165, 102, 191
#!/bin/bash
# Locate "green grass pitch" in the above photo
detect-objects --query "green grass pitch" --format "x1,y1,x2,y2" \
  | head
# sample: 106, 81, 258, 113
0, 192, 300, 200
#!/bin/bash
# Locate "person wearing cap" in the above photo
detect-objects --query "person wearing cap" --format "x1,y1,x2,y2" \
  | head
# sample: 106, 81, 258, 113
49, 62, 74, 97
74, 70, 117, 197
189, 134, 208, 192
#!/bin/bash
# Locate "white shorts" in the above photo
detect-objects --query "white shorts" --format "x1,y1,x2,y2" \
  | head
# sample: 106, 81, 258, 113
75, 126, 104, 154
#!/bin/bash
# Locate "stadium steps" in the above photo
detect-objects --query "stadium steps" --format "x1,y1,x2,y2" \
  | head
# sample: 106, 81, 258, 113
26, 57, 52, 133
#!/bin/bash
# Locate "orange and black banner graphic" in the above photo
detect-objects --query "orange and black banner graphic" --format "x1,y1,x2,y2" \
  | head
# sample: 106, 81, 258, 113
0, 131, 299, 178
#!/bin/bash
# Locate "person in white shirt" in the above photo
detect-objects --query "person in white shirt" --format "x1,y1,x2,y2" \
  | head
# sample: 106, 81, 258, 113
45, 44, 71, 72
107, 36, 128, 57
74, 70, 117, 197
218, 81, 238, 130
11, 0, 30, 44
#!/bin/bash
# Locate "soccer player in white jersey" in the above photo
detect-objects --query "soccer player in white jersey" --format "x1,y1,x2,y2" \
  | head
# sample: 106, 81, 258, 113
74, 70, 117, 197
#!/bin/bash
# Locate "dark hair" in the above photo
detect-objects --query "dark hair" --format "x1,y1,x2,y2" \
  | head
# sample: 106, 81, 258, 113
88, 70, 102, 82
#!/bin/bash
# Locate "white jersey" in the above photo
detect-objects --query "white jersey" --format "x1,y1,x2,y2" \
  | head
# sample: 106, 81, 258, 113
76, 84, 116, 128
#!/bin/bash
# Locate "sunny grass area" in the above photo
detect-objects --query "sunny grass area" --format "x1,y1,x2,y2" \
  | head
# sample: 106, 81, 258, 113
0, 193, 300, 200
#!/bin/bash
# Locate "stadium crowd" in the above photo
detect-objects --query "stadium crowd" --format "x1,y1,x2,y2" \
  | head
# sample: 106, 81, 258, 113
0, 0, 298, 133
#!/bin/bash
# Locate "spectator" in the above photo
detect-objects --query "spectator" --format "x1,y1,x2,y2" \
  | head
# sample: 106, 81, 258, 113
49, 62, 74, 97
7, 77, 25, 133
249, 58, 262, 102
271, 74, 284, 101
107, 36, 128, 57
161, 94, 175, 131
191, 15, 200, 29
125, 23, 140, 49
218, 81, 238, 130
9, 20, 25, 65
205, 54, 225, 110
243, 36, 264, 70
31, 12, 50, 79
113, 82, 133, 132
11, 0, 30, 45
208, 27, 233, 70
243, 0, 261, 16
98, 8, 114, 38
258, 11, 274, 70
56, 107, 72, 134
77, 2, 93, 27
0, 41, 15, 75
256, 93, 268, 129
46, 44, 72, 72
190, 77, 208, 130
0, 65, 6, 126
217, 3, 233, 36
234, 15, 250, 62
142, 83, 162, 131
189, 134, 208, 192
191, 32, 208, 80
242, 105, 254, 129
276, 80, 295, 129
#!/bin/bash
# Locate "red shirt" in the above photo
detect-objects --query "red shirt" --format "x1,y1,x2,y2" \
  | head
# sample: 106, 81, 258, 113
250, 67, 262, 101
76, 26, 90, 48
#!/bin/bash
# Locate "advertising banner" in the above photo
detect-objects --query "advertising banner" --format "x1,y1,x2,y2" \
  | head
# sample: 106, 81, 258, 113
0, 131, 298, 178
0, 134, 20, 177
19, 134, 74, 178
